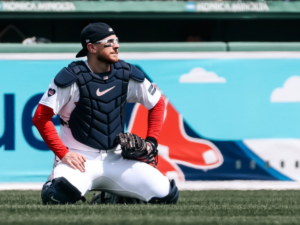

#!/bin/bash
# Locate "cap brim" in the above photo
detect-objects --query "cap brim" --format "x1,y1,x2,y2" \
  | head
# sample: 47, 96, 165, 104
76, 48, 88, 58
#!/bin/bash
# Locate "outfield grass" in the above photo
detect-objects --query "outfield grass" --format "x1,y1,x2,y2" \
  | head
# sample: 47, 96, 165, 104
1, 190, 300, 225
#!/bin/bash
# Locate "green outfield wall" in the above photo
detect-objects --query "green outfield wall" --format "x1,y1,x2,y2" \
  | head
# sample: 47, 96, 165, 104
1, 42, 300, 53
0, 43, 227, 53
228, 42, 300, 52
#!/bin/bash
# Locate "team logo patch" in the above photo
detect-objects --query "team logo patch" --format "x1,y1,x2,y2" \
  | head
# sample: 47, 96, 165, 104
148, 84, 156, 96
48, 88, 56, 97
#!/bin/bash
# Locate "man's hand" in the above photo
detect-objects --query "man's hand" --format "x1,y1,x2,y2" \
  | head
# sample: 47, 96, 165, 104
61, 152, 86, 172
115, 133, 158, 167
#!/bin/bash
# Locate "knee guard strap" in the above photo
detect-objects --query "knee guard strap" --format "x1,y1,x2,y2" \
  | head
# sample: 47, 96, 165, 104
41, 177, 86, 205
149, 179, 179, 204
90, 192, 147, 204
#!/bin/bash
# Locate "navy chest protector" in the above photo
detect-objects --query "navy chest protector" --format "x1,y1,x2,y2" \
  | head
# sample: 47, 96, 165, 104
54, 60, 145, 150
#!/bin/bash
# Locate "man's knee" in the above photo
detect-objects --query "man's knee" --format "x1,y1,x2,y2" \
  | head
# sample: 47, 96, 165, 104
149, 179, 179, 204
41, 177, 86, 205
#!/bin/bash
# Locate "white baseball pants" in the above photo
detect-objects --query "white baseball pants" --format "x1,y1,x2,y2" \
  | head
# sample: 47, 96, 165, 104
50, 148, 170, 202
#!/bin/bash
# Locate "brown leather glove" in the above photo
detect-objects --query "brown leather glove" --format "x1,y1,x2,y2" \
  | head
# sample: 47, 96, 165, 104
115, 133, 158, 167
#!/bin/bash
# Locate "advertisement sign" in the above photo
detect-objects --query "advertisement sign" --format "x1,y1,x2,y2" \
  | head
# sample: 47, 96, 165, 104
0, 1, 298, 13
1, 53, 300, 182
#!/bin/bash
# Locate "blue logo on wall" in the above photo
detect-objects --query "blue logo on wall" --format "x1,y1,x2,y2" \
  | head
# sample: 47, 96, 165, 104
186, 2, 196, 12
0, 2, 3, 11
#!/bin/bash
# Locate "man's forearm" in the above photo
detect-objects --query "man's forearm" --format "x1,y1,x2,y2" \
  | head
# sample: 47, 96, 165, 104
32, 104, 69, 159
146, 96, 165, 146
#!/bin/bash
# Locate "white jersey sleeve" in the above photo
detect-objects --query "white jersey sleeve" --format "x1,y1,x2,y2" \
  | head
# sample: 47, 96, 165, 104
127, 78, 161, 110
39, 79, 73, 115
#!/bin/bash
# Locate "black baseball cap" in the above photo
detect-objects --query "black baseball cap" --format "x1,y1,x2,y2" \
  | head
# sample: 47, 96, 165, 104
76, 22, 115, 58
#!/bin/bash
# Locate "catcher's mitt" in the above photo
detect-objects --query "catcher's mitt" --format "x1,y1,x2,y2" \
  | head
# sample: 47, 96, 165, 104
115, 133, 158, 167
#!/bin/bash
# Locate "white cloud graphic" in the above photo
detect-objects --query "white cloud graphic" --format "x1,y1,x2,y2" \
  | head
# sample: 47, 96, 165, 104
270, 76, 300, 102
179, 68, 226, 83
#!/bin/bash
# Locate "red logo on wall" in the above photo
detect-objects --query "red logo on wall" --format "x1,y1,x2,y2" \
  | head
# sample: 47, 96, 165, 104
127, 97, 223, 182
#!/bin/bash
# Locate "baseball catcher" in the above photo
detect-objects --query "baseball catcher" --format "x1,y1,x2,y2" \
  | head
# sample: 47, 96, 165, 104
33, 22, 179, 205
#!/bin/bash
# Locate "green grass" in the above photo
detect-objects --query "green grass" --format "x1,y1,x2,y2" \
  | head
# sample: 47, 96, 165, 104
1, 190, 300, 225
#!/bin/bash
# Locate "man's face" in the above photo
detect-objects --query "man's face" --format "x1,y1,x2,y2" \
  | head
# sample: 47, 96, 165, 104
87, 35, 119, 64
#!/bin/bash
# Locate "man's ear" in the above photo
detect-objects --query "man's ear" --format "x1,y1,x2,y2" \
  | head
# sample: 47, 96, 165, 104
86, 43, 97, 54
